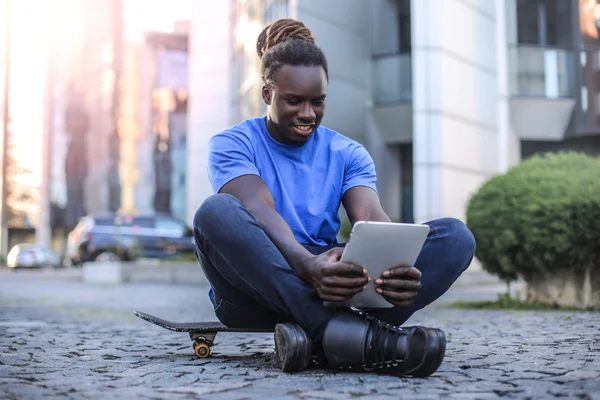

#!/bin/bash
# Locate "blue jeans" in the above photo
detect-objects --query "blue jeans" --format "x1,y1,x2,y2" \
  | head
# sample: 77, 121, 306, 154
193, 194, 476, 344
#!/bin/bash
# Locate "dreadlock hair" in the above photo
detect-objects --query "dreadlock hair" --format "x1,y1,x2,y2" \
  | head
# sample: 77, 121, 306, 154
256, 18, 328, 86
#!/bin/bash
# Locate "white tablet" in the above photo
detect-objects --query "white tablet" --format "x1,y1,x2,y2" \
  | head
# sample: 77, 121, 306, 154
324, 221, 430, 309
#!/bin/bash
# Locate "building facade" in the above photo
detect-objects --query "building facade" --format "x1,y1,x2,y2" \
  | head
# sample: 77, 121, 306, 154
50, 2, 191, 230
51, 0, 124, 229
186, 0, 600, 225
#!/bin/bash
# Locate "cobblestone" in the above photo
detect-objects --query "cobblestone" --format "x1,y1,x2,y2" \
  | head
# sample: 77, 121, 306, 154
1, 269, 599, 399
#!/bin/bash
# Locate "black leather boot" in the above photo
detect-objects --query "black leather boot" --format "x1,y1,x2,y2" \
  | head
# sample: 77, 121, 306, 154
322, 311, 446, 377
274, 322, 313, 372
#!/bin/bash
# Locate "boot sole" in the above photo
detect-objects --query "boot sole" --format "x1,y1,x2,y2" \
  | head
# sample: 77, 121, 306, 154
409, 327, 446, 378
274, 323, 312, 373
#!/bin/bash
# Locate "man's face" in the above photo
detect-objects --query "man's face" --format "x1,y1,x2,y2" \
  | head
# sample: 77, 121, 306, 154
262, 65, 327, 146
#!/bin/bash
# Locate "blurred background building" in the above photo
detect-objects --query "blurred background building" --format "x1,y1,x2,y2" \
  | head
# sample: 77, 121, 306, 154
2, 0, 600, 256
188, 0, 600, 225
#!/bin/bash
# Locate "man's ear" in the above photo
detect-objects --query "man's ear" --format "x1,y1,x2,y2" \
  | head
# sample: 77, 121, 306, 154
262, 85, 272, 106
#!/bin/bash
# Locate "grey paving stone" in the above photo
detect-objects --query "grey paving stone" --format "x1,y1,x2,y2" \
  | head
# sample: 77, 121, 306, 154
1, 270, 599, 399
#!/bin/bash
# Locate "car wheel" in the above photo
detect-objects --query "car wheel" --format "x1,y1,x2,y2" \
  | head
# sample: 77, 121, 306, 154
94, 251, 121, 262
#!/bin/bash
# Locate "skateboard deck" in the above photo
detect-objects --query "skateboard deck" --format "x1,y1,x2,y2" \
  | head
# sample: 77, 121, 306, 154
133, 310, 274, 358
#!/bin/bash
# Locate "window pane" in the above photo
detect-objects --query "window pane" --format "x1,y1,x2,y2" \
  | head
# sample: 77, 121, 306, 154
373, 54, 412, 103
95, 217, 115, 226
155, 217, 185, 236
517, 0, 572, 47
371, 0, 411, 56
508, 46, 574, 97
132, 217, 154, 229
578, 49, 600, 129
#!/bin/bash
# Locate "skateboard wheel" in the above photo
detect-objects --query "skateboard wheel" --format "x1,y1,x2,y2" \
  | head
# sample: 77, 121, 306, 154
194, 342, 211, 358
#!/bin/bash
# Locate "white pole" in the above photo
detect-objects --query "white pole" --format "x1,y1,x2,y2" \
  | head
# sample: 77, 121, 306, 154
496, 0, 509, 174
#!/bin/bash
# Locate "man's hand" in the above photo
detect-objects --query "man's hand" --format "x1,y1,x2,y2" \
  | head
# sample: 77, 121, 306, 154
374, 265, 421, 307
302, 247, 369, 302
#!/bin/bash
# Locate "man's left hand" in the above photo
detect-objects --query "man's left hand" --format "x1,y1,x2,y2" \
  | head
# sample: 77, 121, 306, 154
374, 265, 421, 307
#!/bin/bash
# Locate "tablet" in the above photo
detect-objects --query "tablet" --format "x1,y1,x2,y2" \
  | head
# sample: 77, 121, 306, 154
324, 221, 430, 309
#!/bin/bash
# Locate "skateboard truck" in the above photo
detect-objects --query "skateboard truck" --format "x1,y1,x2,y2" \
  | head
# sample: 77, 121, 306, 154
190, 332, 217, 358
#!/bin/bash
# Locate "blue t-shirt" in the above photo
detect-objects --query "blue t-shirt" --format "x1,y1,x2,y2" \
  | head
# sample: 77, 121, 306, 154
208, 117, 378, 246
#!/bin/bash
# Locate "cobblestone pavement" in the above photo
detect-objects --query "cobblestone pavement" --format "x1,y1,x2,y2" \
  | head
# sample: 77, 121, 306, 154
1, 268, 599, 399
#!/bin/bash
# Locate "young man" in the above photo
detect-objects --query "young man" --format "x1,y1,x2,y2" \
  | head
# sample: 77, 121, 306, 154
193, 19, 476, 376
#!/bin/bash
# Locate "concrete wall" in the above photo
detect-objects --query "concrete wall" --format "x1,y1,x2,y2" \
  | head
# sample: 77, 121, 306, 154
186, 0, 236, 225
293, 0, 404, 217
411, 0, 501, 223
294, 0, 371, 144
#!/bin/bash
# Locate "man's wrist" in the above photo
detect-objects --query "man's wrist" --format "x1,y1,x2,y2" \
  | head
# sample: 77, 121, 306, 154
288, 250, 315, 283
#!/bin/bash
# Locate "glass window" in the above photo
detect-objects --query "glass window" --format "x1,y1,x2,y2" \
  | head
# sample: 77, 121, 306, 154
155, 217, 185, 237
399, 144, 413, 223
95, 217, 116, 226
371, 0, 411, 56
577, 49, 600, 130
509, 46, 575, 97
517, 0, 573, 47
132, 217, 154, 229
373, 53, 412, 103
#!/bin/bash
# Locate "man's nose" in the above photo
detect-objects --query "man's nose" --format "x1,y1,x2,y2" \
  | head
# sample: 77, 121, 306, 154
298, 102, 315, 120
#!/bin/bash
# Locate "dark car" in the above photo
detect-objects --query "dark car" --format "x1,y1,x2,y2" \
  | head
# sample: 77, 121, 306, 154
66, 214, 196, 265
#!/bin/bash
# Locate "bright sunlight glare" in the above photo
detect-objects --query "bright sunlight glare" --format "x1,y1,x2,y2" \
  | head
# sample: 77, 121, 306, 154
5, 0, 192, 185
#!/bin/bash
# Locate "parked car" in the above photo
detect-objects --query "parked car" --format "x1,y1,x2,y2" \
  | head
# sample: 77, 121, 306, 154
65, 214, 196, 265
6, 244, 61, 268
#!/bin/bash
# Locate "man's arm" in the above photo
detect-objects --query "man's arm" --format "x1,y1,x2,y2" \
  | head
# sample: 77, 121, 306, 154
220, 175, 315, 280
342, 186, 391, 225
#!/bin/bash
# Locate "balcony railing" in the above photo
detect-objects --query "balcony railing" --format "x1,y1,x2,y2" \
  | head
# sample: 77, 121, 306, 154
372, 46, 575, 103
509, 45, 575, 98
372, 53, 412, 104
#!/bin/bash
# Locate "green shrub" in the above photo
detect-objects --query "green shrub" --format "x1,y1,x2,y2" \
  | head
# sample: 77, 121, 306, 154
338, 217, 353, 242
466, 151, 600, 283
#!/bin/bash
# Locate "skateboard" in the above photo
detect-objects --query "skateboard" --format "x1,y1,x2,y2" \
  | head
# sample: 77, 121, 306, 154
133, 310, 274, 359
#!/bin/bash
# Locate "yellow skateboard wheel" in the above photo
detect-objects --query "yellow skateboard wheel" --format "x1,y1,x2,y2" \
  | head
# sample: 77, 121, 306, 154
194, 342, 211, 358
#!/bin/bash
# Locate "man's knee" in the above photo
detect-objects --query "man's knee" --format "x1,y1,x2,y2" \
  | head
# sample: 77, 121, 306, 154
194, 193, 241, 230
442, 217, 476, 266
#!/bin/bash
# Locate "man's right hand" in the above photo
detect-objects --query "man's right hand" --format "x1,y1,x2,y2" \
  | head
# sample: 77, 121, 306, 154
301, 247, 369, 302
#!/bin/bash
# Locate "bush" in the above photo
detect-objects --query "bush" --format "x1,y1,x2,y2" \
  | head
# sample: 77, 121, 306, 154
466, 151, 600, 283
338, 217, 353, 242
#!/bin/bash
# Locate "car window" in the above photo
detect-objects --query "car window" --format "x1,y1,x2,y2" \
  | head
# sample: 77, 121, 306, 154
155, 217, 185, 237
95, 217, 116, 226
132, 217, 154, 229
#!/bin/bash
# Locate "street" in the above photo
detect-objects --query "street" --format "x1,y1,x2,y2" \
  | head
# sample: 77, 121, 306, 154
1, 268, 599, 399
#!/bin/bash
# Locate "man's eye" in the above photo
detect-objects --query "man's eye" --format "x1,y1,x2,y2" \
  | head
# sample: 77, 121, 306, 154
286, 99, 300, 105
313, 99, 325, 105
